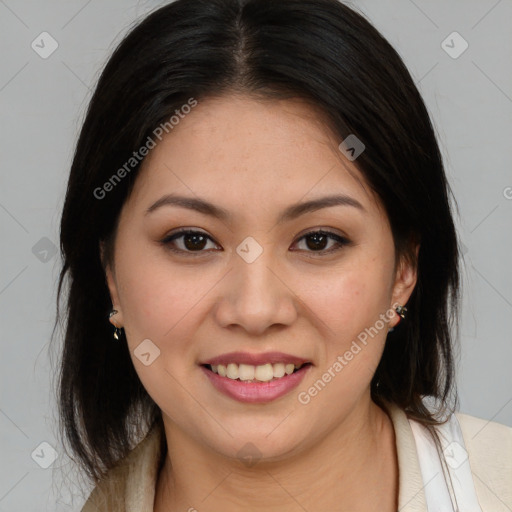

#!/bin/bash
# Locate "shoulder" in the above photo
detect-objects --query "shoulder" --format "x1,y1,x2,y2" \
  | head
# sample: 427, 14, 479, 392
455, 411, 512, 510
456, 411, 512, 462
80, 424, 164, 512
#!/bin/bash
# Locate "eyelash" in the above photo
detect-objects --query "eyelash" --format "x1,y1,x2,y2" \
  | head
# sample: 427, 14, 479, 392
160, 229, 351, 257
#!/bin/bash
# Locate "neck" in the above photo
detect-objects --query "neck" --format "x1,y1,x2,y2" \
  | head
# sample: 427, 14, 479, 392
154, 397, 398, 512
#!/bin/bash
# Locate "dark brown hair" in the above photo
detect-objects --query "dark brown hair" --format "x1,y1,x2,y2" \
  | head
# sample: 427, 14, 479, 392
55, 0, 460, 483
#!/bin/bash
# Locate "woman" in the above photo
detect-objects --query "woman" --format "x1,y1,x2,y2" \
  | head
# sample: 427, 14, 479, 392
56, 0, 512, 510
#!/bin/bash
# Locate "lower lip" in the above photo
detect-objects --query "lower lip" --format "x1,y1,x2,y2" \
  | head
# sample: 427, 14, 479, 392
201, 364, 312, 404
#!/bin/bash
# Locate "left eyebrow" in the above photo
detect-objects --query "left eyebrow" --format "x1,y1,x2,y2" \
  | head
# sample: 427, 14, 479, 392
145, 193, 366, 222
277, 194, 366, 223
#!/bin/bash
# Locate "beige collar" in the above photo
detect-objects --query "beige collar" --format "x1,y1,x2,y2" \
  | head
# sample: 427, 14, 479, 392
381, 400, 428, 511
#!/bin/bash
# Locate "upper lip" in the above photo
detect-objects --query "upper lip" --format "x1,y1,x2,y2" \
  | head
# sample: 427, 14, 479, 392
201, 351, 311, 367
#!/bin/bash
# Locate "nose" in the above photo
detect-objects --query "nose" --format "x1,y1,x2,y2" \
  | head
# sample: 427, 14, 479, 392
213, 247, 298, 336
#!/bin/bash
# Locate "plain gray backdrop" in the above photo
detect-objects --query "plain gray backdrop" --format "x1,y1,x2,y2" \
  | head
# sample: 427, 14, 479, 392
1, 0, 511, 510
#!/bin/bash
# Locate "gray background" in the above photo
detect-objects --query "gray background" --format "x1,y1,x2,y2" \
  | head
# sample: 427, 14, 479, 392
1, 0, 511, 510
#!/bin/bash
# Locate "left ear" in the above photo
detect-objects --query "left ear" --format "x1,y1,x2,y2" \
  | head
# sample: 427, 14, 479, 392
100, 240, 124, 328
389, 244, 419, 327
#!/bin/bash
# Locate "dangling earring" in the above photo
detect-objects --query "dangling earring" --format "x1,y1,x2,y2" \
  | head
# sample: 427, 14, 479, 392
109, 309, 122, 340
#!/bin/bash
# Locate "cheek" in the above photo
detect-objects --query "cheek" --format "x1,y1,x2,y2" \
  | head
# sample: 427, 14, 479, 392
113, 238, 206, 349
300, 252, 395, 399
305, 257, 393, 339
113, 246, 207, 416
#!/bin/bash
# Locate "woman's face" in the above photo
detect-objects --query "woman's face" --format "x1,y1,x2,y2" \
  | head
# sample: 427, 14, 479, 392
104, 94, 417, 461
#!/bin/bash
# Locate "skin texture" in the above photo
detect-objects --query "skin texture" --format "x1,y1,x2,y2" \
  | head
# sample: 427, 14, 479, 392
104, 94, 418, 511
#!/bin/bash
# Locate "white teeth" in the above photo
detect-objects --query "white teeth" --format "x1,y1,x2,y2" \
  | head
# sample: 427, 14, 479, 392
254, 363, 273, 382
209, 362, 306, 382
226, 363, 239, 379
273, 363, 285, 378
238, 364, 255, 381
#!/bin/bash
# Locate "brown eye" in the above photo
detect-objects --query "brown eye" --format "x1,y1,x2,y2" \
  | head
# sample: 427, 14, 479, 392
161, 230, 219, 254
292, 230, 350, 254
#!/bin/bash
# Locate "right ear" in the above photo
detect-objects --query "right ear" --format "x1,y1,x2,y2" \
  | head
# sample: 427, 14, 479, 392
100, 241, 124, 327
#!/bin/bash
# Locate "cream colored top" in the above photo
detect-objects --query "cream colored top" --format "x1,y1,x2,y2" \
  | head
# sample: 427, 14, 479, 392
81, 401, 512, 511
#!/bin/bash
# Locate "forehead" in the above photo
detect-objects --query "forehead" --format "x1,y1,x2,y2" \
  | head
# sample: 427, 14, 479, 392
129, 94, 381, 217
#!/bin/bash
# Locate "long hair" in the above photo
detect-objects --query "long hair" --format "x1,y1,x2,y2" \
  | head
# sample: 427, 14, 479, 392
55, 0, 460, 483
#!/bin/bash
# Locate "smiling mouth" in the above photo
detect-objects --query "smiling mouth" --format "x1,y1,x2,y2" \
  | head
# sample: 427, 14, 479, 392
202, 362, 312, 383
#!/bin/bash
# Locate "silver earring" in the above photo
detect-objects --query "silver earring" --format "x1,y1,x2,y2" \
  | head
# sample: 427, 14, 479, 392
395, 305, 407, 321
388, 305, 407, 333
